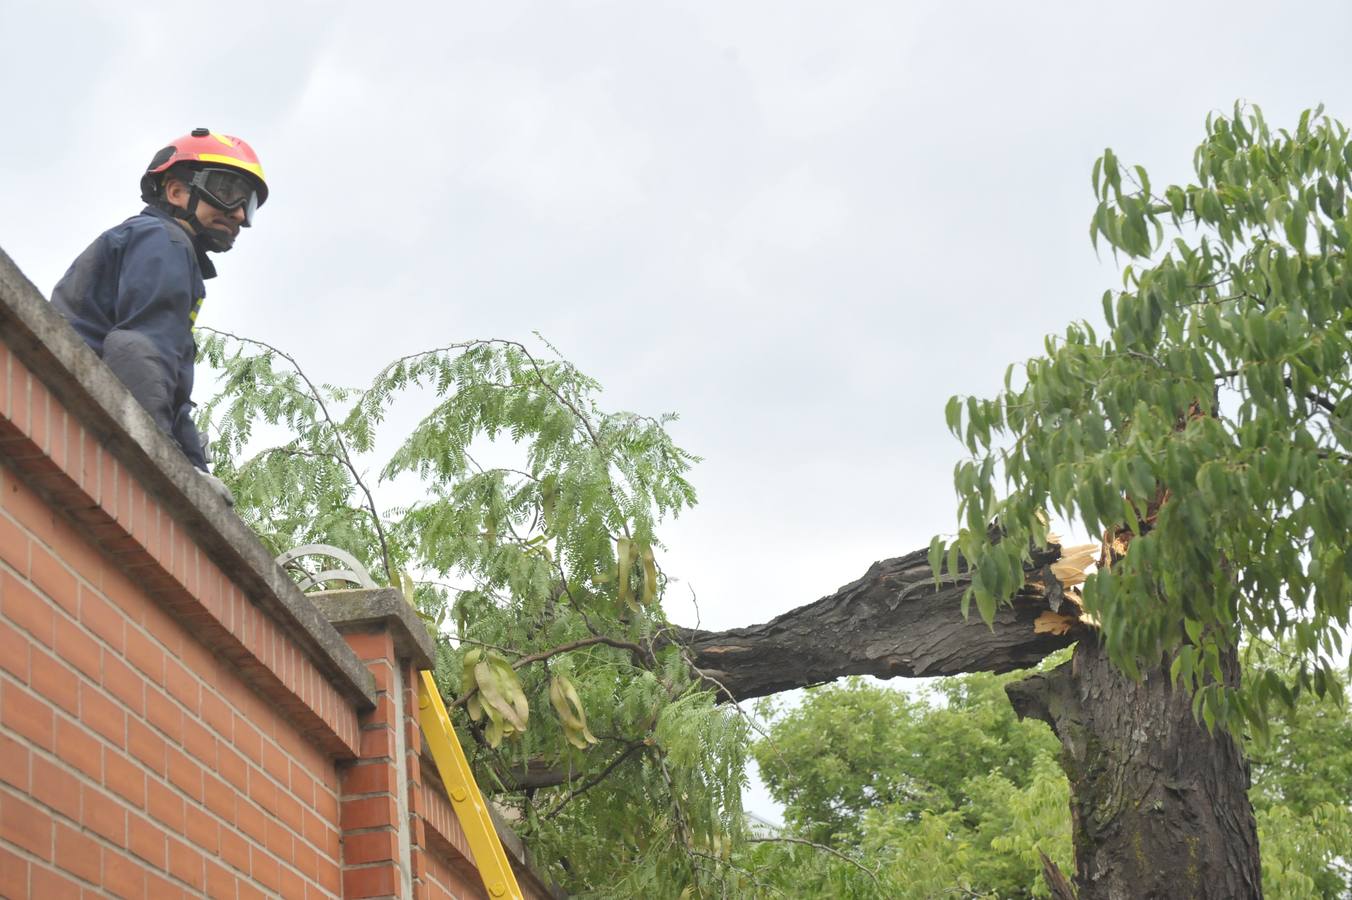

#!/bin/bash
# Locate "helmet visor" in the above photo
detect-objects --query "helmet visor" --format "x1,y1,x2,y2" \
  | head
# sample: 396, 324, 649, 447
191, 168, 260, 226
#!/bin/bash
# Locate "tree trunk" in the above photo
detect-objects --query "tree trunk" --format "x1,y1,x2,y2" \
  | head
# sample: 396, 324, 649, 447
681, 543, 1264, 898
1006, 639, 1262, 899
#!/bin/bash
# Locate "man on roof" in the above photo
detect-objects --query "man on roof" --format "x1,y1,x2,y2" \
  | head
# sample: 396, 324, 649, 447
51, 128, 269, 506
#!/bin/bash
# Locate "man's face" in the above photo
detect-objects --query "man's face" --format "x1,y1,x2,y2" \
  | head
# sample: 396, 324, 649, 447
163, 175, 247, 249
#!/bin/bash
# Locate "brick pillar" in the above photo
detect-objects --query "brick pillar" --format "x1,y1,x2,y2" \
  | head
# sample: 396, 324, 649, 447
402, 660, 431, 900
312, 590, 436, 900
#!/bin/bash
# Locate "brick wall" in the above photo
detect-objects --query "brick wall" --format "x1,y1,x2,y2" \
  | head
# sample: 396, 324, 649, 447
0, 468, 346, 898
0, 248, 560, 898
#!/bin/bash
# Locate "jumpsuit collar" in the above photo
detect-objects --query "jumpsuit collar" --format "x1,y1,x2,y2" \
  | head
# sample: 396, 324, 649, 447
141, 205, 219, 280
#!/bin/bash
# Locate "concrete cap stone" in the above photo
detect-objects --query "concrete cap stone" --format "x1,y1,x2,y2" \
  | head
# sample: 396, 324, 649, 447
310, 588, 438, 670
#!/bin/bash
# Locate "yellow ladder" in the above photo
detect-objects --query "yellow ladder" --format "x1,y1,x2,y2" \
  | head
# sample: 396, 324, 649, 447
417, 670, 525, 899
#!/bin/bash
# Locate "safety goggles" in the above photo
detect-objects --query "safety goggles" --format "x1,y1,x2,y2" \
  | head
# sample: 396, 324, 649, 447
189, 167, 260, 226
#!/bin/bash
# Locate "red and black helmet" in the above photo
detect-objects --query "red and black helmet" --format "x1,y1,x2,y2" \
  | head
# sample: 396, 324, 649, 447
140, 128, 268, 211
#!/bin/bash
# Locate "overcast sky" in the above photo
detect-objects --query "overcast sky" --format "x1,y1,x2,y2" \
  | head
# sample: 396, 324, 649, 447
5, 0, 1351, 820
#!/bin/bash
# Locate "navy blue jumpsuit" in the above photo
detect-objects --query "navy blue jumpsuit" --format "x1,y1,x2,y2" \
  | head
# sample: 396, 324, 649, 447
51, 206, 213, 470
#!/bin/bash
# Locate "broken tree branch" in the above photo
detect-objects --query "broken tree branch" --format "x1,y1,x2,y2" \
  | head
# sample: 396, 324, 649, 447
675, 545, 1081, 702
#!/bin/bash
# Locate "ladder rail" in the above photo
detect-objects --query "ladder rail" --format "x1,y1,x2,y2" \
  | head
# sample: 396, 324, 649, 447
417, 669, 525, 899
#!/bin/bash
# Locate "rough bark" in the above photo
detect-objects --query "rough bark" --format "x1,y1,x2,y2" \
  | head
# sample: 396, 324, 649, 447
1007, 639, 1262, 899
677, 546, 1079, 701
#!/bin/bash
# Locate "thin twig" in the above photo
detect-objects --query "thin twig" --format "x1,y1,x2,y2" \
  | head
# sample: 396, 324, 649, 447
201, 327, 396, 583
542, 740, 647, 819
746, 836, 881, 887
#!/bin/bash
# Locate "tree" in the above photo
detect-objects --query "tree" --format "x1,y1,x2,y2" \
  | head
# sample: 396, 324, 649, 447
198, 332, 752, 896
744, 652, 1351, 899
689, 101, 1352, 897
201, 103, 1351, 897
748, 670, 1072, 899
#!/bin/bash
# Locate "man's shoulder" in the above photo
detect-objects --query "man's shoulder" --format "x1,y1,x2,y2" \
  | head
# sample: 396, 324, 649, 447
115, 208, 192, 248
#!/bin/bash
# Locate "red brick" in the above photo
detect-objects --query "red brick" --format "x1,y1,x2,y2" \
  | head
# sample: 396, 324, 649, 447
30, 646, 79, 715
29, 864, 82, 900
203, 772, 236, 824
0, 511, 28, 576
0, 734, 29, 792
0, 615, 29, 682
1, 790, 52, 859
262, 739, 289, 786
81, 784, 125, 844
204, 858, 235, 899
29, 544, 78, 617
291, 839, 318, 886
144, 870, 183, 900
238, 882, 267, 900
315, 784, 340, 823
182, 716, 217, 768
301, 806, 331, 851
31, 754, 81, 821
289, 761, 316, 808
3, 569, 54, 646
211, 747, 247, 805
3, 680, 54, 749
0, 844, 27, 899
280, 867, 307, 900
141, 603, 183, 660
405, 715, 423, 756
248, 766, 276, 809
344, 630, 394, 663
103, 747, 146, 808
97, 453, 117, 518
79, 587, 124, 652
343, 863, 399, 898
165, 746, 202, 802
344, 829, 398, 865
2, 474, 55, 544
127, 811, 167, 866
100, 650, 145, 716
200, 688, 233, 740
219, 824, 250, 872
341, 795, 398, 831
273, 790, 304, 836
250, 845, 282, 893
184, 807, 219, 854
54, 717, 101, 780
103, 847, 145, 899
146, 777, 184, 831
359, 725, 396, 759
168, 836, 205, 891
54, 821, 101, 884
367, 692, 396, 727
145, 685, 182, 741
233, 712, 262, 762
236, 799, 267, 844
342, 761, 393, 796
48, 410, 70, 474
266, 815, 294, 864
53, 614, 100, 682
126, 717, 165, 775
124, 626, 164, 685
79, 682, 124, 747
366, 658, 392, 693
317, 856, 342, 894
163, 656, 199, 714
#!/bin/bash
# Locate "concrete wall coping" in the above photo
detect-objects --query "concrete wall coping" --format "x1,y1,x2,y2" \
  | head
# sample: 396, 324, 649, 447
0, 245, 376, 710
310, 587, 437, 671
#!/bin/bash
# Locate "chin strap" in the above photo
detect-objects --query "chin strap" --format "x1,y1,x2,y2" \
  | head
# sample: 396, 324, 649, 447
154, 193, 234, 253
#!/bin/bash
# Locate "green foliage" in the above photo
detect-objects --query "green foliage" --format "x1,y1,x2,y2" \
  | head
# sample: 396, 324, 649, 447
1245, 641, 1352, 897
933, 103, 1352, 735
197, 332, 746, 897
748, 672, 1072, 898
753, 662, 1352, 899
